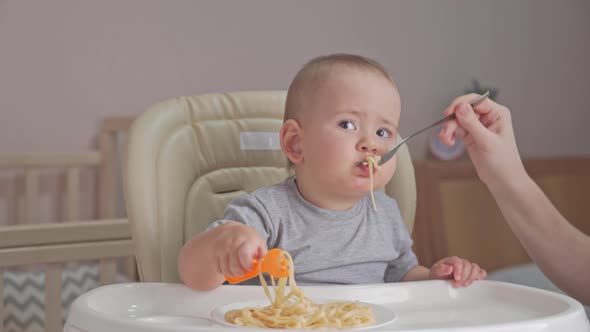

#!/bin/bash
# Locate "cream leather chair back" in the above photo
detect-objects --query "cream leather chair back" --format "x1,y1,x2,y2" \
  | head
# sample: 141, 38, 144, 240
125, 91, 416, 282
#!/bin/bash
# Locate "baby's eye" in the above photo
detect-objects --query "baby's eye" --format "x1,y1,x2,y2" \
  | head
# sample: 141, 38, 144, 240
376, 128, 392, 138
338, 120, 357, 131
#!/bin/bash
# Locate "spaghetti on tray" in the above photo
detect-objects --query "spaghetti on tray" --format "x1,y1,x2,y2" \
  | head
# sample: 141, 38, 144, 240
224, 251, 375, 329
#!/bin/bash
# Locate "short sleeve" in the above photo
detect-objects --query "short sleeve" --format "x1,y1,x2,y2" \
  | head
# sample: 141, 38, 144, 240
383, 199, 419, 282
206, 194, 276, 248
384, 246, 418, 282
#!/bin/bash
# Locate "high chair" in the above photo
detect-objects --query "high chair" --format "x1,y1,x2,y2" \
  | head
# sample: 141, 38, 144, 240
65, 91, 589, 332
123, 90, 417, 283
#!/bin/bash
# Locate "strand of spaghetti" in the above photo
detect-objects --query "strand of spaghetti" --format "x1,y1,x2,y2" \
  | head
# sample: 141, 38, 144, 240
260, 270, 273, 304
367, 156, 378, 211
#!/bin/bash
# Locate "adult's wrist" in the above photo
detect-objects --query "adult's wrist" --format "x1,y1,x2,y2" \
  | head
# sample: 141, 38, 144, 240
485, 165, 530, 199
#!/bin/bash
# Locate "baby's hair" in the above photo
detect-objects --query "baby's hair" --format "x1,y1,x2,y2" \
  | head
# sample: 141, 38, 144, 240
284, 54, 398, 122
283, 54, 398, 170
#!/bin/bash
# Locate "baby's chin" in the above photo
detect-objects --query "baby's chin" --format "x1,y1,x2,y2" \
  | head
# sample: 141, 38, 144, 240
345, 179, 381, 195
309, 173, 382, 197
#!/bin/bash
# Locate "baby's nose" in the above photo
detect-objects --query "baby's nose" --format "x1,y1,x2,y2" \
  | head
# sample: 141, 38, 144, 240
361, 145, 376, 152
357, 134, 378, 152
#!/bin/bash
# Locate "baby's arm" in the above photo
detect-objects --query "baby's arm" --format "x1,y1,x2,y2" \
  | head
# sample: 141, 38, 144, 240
401, 257, 487, 287
399, 265, 430, 282
178, 221, 267, 291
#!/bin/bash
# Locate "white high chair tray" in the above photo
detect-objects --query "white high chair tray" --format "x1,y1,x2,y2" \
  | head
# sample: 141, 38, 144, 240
65, 280, 589, 332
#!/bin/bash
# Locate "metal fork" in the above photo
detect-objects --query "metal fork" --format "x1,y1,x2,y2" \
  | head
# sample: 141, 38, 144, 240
378, 91, 490, 166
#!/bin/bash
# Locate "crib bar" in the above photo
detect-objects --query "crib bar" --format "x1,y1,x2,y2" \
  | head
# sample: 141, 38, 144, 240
25, 168, 40, 224
101, 116, 136, 133
66, 167, 80, 221
98, 132, 117, 219
0, 219, 130, 249
124, 255, 138, 282
99, 118, 140, 282
0, 152, 101, 168
45, 263, 63, 332
0, 269, 5, 332
0, 240, 134, 267
99, 259, 117, 285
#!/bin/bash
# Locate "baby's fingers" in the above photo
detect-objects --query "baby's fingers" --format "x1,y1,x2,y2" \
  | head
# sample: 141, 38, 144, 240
228, 251, 245, 277
480, 268, 487, 280
237, 242, 258, 272
455, 259, 472, 287
431, 263, 454, 279
218, 253, 232, 276
465, 264, 483, 286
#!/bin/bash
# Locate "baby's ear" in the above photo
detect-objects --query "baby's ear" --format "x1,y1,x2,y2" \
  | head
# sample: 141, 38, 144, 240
280, 119, 304, 164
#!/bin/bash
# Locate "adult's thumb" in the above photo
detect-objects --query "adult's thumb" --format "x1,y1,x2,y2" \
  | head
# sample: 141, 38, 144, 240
455, 103, 490, 144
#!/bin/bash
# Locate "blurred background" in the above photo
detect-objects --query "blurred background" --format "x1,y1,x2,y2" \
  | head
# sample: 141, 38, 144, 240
1, 0, 589, 158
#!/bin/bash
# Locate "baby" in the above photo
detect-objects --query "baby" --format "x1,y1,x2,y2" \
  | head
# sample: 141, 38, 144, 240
178, 54, 486, 290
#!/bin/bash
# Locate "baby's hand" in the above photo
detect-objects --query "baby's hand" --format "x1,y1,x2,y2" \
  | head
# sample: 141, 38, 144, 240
429, 256, 487, 287
212, 222, 267, 277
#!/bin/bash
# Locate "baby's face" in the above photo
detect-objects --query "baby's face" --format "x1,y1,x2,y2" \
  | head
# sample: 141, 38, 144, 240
298, 69, 401, 197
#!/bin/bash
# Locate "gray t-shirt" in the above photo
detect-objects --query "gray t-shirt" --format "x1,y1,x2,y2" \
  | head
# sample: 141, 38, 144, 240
208, 176, 418, 285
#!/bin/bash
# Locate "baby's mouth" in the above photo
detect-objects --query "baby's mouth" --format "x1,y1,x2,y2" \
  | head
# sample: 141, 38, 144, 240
357, 158, 380, 175
357, 161, 369, 168
358, 155, 381, 167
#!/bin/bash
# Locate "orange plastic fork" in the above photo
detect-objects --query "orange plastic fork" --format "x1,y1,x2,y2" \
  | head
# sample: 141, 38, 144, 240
224, 248, 290, 284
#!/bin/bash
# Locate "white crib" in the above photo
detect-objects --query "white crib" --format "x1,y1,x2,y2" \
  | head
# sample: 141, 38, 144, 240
0, 117, 136, 332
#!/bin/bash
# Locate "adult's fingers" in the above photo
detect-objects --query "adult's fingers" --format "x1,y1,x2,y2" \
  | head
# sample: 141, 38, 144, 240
454, 103, 494, 147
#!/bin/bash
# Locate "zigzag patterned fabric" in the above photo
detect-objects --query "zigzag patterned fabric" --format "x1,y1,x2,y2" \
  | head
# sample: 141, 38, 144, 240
2, 264, 127, 332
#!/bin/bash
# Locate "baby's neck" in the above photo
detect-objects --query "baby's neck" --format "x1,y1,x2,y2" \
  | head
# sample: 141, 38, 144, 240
294, 176, 363, 211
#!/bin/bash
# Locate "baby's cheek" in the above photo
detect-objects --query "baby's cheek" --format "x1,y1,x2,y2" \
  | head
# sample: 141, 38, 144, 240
310, 150, 347, 178
318, 140, 351, 164
380, 160, 397, 183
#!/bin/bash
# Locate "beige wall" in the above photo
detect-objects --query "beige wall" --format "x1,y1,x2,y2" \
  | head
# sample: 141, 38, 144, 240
1, 0, 589, 160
